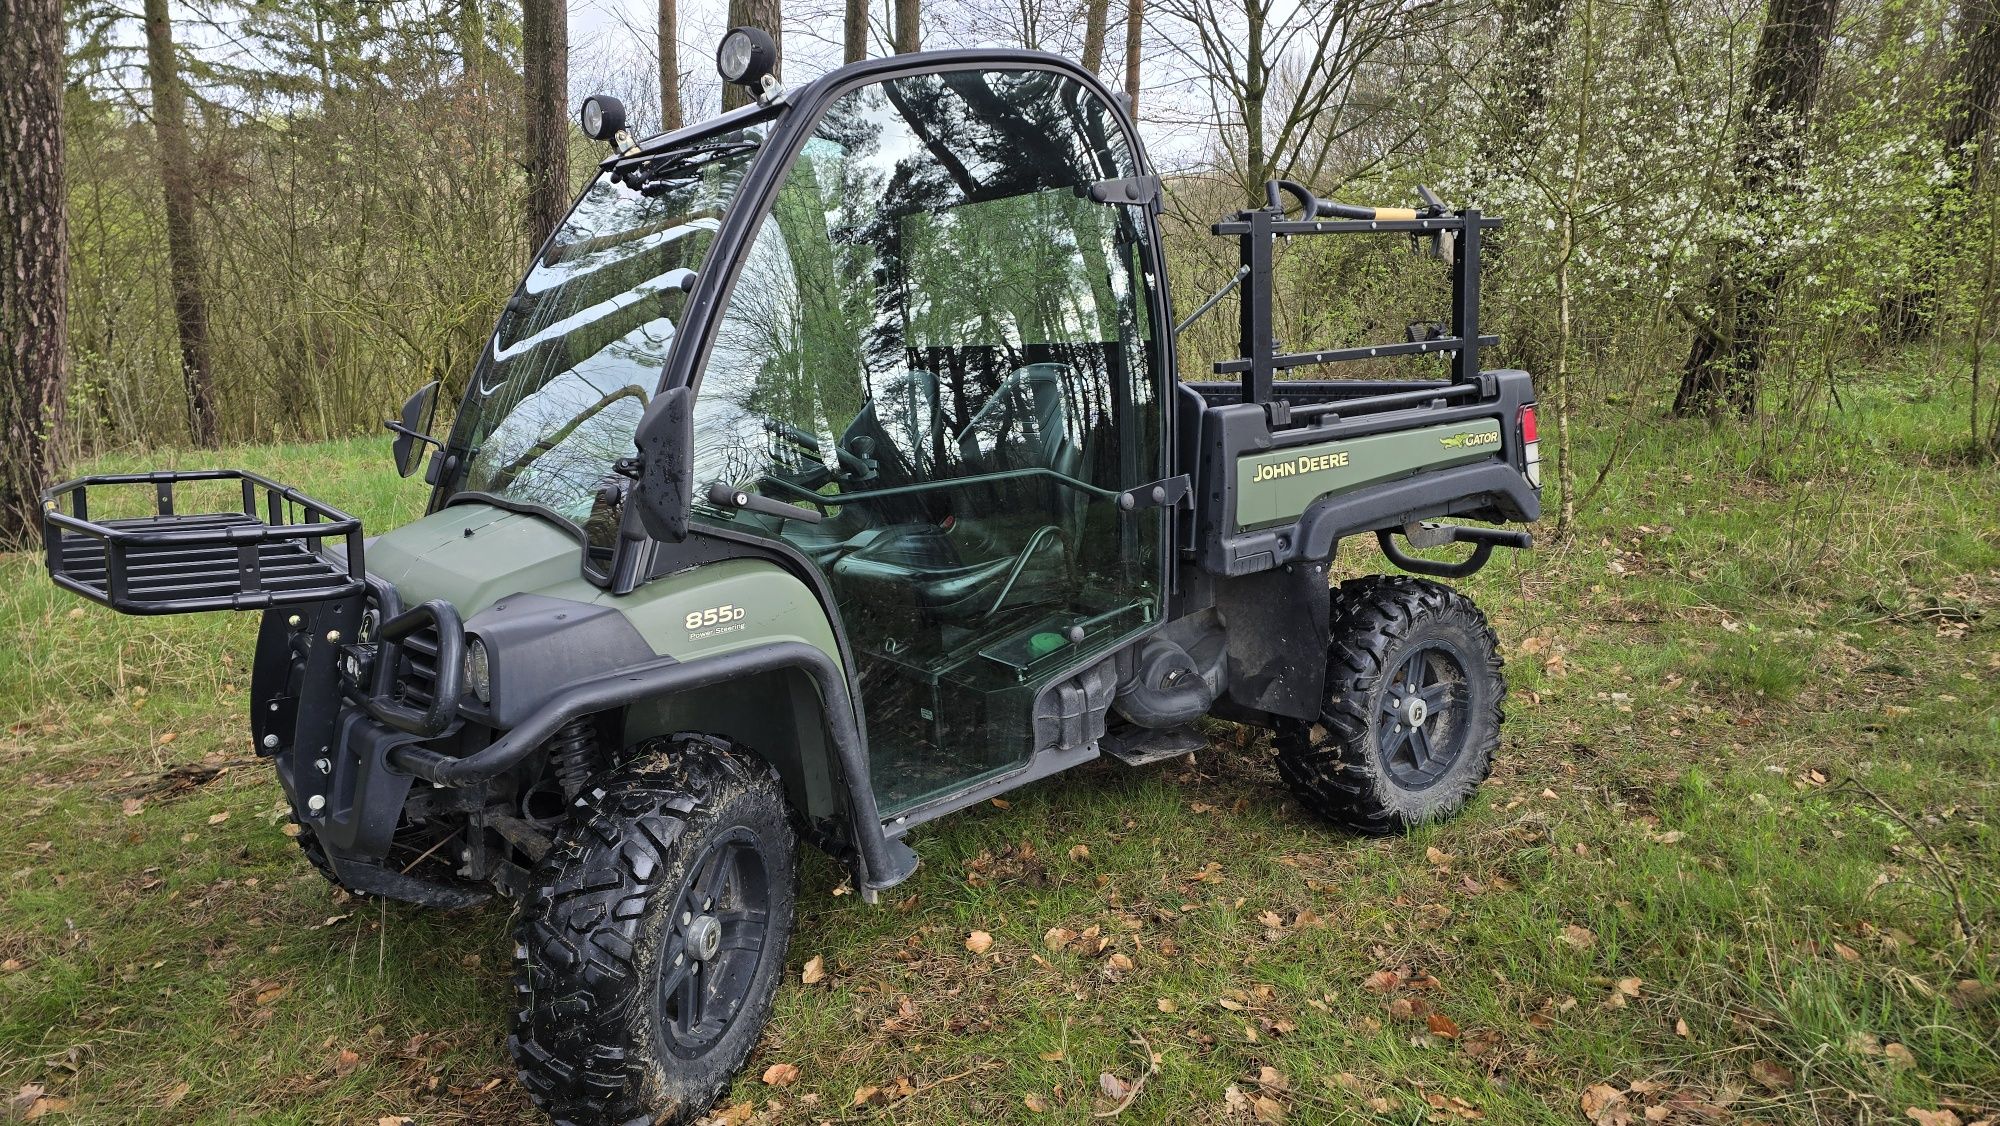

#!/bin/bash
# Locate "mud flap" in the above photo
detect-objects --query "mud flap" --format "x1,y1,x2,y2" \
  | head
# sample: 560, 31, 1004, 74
1212, 561, 1332, 722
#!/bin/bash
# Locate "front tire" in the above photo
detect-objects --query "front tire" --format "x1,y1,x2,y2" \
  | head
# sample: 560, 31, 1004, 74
509, 733, 798, 1126
1273, 575, 1504, 834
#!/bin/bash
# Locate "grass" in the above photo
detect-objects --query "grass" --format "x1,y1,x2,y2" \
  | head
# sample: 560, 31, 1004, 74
2, 378, 1996, 1125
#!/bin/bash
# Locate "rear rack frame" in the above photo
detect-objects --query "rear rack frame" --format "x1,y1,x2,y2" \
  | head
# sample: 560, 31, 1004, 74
1212, 182, 1505, 427
42, 469, 366, 615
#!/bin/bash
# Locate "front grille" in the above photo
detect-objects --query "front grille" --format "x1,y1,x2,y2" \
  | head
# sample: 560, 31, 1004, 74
397, 623, 443, 709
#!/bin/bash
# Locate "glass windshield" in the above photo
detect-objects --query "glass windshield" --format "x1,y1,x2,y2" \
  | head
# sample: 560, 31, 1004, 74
447, 128, 764, 546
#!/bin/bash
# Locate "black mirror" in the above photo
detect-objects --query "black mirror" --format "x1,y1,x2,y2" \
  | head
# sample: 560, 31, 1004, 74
387, 381, 440, 479
631, 386, 693, 542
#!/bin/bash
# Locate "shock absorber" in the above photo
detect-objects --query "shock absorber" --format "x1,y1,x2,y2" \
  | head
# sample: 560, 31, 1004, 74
546, 717, 601, 800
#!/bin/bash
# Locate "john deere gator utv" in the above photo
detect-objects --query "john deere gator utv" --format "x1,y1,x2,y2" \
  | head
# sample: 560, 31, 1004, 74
40, 32, 1539, 1125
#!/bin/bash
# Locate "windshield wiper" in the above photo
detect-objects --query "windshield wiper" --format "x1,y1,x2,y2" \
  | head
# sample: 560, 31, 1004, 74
611, 138, 761, 196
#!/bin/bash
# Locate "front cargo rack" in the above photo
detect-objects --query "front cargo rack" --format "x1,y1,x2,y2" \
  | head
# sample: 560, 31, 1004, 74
42, 469, 365, 615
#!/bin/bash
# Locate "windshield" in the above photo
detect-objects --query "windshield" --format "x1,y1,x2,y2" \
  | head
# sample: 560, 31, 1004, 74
446, 128, 764, 545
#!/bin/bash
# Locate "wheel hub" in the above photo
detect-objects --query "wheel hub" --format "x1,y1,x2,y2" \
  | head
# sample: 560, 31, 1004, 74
686, 914, 723, 962
1401, 696, 1429, 727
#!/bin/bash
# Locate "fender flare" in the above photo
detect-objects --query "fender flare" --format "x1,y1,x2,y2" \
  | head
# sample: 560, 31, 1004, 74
386, 641, 919, 893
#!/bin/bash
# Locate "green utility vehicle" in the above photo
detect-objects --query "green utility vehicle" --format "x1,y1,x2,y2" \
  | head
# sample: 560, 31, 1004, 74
41, 32, 1538, 1125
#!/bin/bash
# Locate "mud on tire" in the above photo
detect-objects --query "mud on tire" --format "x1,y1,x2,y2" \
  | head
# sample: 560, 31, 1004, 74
1273, 575, 1504, 834
509, 733, 798, 1126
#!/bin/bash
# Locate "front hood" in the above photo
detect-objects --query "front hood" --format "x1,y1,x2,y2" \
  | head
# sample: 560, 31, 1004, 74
364, 503, 584, 616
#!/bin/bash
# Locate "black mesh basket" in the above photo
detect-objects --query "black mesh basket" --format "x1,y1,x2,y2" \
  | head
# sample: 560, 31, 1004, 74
42, 470, 366, 615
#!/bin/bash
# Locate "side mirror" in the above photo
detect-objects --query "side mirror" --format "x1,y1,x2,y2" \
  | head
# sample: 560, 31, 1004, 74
631, 386, 693, 542
386, 381, 441, 479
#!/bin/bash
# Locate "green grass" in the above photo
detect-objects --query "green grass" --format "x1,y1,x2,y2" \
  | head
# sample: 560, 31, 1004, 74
2, 384, 1996, 1125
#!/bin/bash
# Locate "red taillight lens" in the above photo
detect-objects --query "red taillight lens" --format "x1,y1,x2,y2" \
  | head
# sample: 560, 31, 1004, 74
1519, 405, 1539, 442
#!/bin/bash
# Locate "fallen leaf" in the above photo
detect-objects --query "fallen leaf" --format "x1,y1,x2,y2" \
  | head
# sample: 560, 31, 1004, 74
24, 1096, 73, 1121
1615, 978, 1643, 998
1250, 1093, 1286, 1123
1157, 998, 1178, 1013
1425, 846, 1454, 866
852, 1084, 887, 1107
1363, 969, 1402, 993
377, 1118, 413, 1126
1044, 926, 1076, 951
1674, 1018, 1691, 1038
1256, 1066, 1288, 1091
162, 1081, 190, 1108
711, 1100, 754, 1125
762, 1062, 799, 1086
1907, 1110, 1963, 1126
990, 798, 1010, 809
1832, 942, 1861, 963
122, 798, 144, 817
1068, 844, 1090, 862
1387, 997, 1418, 1020
965, 930, 993, 954
332, 1048, 362, 1076
1884, 1042, 1916, 1068
1023, 1093, 1049, 1113
1581, 1084, 1626, 1123
801, 955, 826, 984
1748, 1059, 1794, 1092
208, 810, 230, 825
1561, 924, 1596, 949
254, 983, 289, 1006
0, 959, 23, 973
1099, 1072, 1132, 1101
1426, 1013, 1462, 1039
1106, 952, 1134, 973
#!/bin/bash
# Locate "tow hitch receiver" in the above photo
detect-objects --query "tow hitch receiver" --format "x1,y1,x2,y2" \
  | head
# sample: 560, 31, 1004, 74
1377, 521, 1533, 579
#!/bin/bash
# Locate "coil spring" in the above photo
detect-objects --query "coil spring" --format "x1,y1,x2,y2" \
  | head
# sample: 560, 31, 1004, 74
546, 717, 601, 800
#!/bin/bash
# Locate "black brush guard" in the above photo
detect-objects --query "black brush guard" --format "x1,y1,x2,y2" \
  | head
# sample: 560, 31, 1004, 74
41, 470, 367, 614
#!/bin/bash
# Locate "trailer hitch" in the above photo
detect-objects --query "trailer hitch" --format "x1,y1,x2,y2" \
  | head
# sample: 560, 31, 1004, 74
1377, 521, 1533, 579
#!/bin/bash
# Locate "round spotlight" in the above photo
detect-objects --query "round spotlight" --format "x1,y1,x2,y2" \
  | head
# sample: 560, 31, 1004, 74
716, 26, 777, 89
579, 94, 626, 141
465, 636, 492, 704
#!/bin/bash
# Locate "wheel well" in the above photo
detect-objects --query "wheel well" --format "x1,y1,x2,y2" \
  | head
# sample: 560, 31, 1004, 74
616, 666, 844, 827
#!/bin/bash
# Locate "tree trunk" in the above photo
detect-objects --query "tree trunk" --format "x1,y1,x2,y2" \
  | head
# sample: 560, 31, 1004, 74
1941, 0, 2000, 186
894, 0, 918, 53
1894, 0, 1998, 337
1673, 0, 1839, 418
1, 0, 69, 544
660, 0, 683, 131
1487, 0, 1566, 156
143, 0, 219, 447
723, 0, 781, 110
1081, 0, 1109, 72
1124, 0, 1143, 117
522, 0, 569, 252
844, 0, 866, 62
458, 0, 485, 86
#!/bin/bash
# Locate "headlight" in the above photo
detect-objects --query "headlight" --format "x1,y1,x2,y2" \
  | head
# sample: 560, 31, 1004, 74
578, 94, 625, 141
716, 26, 776, 88
465, 636, 491, 703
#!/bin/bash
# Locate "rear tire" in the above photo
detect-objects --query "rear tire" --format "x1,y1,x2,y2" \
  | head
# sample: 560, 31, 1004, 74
509, 733, 798, 1126
1273, 575, 1504, 833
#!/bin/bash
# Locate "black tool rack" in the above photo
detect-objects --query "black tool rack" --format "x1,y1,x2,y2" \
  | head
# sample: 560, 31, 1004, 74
1214, 179, 1505, 427
42, 469, 366, 615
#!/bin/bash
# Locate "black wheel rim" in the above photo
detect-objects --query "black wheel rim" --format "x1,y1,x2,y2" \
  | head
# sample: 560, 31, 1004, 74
1376, 639, 1471, 790
653, 826, 772, 1057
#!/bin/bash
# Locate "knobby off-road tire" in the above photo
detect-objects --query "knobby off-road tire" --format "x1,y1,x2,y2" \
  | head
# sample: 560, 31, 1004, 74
510, 734, 798, 1126
1273, 575, 1505, 834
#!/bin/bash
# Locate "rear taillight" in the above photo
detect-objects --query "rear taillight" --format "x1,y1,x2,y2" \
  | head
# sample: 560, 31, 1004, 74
1520, 405, 1542, 488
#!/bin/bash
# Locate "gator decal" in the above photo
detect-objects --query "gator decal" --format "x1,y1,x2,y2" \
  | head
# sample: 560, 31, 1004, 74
1235, 418, 1505, 530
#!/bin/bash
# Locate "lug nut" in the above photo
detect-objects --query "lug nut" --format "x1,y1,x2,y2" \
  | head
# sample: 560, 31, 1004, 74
314, 758, 332, 775
261, 733, 279, 748
306, 794, 326, 812
287, 614, 302, 628
325, 630, 341, 643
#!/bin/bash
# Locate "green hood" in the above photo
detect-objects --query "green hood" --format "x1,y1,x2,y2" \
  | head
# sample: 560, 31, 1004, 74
364, 503, 586, 616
